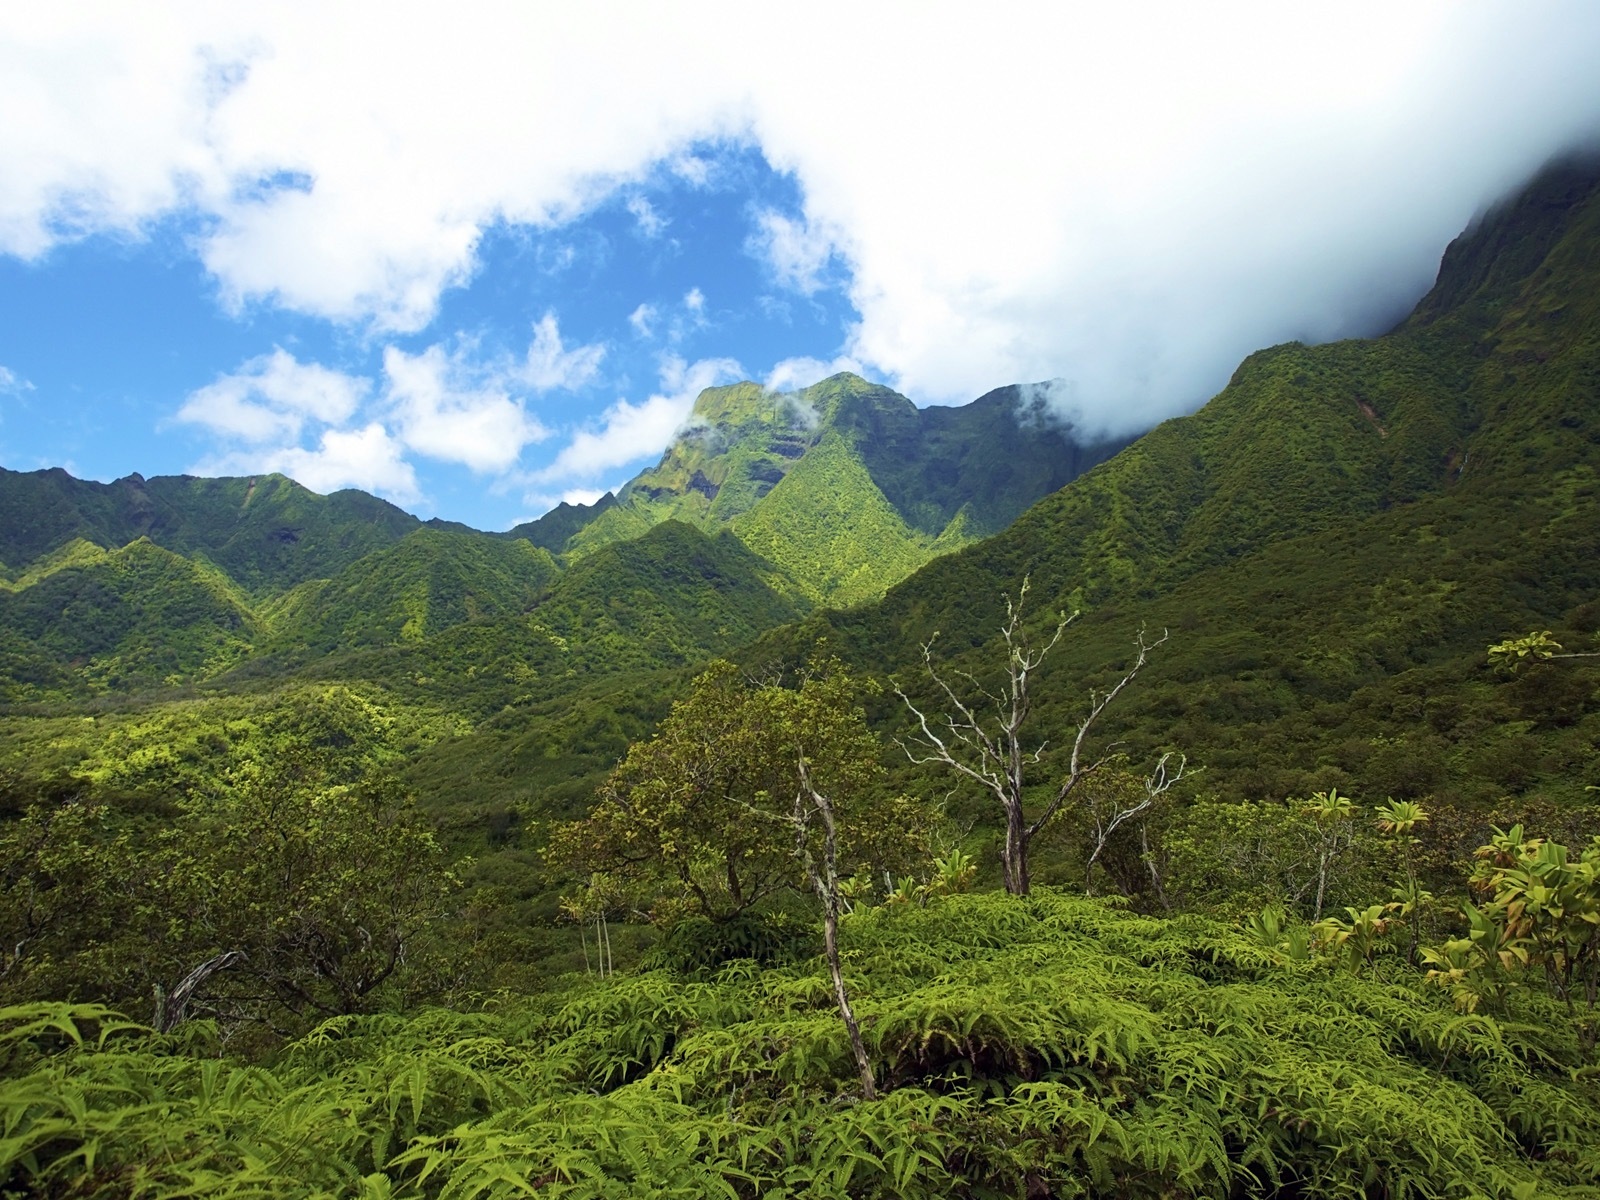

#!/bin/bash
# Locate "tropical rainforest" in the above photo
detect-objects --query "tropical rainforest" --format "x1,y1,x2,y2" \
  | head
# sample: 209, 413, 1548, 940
3, 156, 1600, 1198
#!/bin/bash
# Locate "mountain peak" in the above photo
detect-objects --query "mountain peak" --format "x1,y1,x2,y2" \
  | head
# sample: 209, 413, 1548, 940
1405, 152, 1600, 329
686, 380, 781, 427
687, 372, 888, 431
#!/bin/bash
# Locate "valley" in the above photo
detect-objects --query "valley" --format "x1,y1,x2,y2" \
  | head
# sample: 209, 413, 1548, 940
3, 156, 1599, 1198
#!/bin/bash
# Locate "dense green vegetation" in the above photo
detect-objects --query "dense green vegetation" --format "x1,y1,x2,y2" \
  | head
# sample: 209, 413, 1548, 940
4, 157, 1600, 1195
548, 372, 1124, 604
6, 885, 1599, 1197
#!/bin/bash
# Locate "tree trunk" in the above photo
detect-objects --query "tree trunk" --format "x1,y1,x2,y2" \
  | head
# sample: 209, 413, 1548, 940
1141, 825, 1170, 911
798, 764, 878, 1099
1313, 852, 1330, 922
822, 892, 876, 1100
154, 949, 244, 1032
1003, 802, 1030, 895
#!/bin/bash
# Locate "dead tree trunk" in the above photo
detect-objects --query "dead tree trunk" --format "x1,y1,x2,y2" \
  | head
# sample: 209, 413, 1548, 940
796, 759, 877, 1100
154, 949, 245, 1032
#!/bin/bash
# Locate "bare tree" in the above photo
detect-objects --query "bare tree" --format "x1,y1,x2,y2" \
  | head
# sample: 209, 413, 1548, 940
793, 757, 877, 1100
895, 578, 1169, 896
1083, 752, 1185, 895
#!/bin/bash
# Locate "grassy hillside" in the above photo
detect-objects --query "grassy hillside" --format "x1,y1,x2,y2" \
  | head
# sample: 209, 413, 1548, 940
729, 155, 1600, 836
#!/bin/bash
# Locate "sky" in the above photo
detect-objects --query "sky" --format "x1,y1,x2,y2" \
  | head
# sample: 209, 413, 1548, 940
2, 4, 1600, 531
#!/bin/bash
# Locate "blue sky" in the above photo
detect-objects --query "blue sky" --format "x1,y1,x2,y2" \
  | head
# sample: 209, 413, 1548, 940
0, 143, 859, 525
3, 5, 1600, 530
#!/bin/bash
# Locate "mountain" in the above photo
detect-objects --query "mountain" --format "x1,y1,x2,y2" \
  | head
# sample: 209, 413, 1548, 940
0, 469, 421, 594
3, 155, 1598, 841
0, 371, 1125, 699
261, 529, 560, 657
0, 537, 258, 700
743, 152, 1600, 818
513, 373, 1129, 606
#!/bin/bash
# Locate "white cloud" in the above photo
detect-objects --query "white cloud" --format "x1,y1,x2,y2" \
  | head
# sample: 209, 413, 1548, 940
197, 423, 420, 504
382, 343, 549, 473
683, 287, 705, 314
626, 194, 667, 237
669, 153, 711, 187
765, 354, 861, 394
176, 348, 368, 443
749, 208, 835, 295
0, 365, 33, 396
534, 353, 742, 484
628, 302, 658, 338
6, 5, 1600, 422
519, 311, 605, 391
511, 485, 617, 525
175, 317, 583, 502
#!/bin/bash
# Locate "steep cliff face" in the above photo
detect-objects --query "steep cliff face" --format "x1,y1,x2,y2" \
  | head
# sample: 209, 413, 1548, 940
1404, 152, 1600, 332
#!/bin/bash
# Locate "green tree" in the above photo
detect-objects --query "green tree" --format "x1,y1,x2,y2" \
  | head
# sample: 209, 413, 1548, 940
1422, 825, 1600, 1041
0, 788, 107, 1000
552, 660, 925, 926
1488, 629, 1600, 670
1, 763, 457, 1040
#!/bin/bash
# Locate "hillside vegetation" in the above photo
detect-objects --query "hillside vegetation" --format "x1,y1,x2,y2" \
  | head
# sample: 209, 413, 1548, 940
4, 157, 1600, 1198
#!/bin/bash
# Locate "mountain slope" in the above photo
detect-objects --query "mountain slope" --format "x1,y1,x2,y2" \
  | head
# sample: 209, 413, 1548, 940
737, 153, 1600, 817
262, 529, 561, 656
288, 520, 809, 721
528, 373, 1129, 606
0, 538, 258, 698
0, 469, 421, 594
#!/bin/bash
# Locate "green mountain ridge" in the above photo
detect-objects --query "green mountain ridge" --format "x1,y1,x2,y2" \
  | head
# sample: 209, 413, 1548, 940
732, 153, 1600, 822
2, 154, 1598, 834
0, 369, 1114, 698
518, 371, 1129, 605
0, 469, 422, 594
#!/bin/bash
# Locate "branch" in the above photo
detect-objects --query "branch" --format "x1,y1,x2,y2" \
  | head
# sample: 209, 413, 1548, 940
893, 683, 1008, 800
1027, 627, 1168, 838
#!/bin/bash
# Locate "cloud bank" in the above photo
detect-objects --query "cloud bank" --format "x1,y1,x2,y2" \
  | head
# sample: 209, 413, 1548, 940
8, 3, 1600, 442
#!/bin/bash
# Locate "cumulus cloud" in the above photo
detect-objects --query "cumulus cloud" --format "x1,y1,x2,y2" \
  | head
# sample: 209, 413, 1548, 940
176, 348, 368, 443
519, 312, 605, 391
7, 5, 1600, 423
174, 317, 585, 500
533, 353, 742, 484
382, 343, 550, 473
197, 423, 420, 504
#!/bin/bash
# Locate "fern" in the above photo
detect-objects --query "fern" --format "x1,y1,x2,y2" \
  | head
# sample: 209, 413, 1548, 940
6, 891, 1599, 1198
